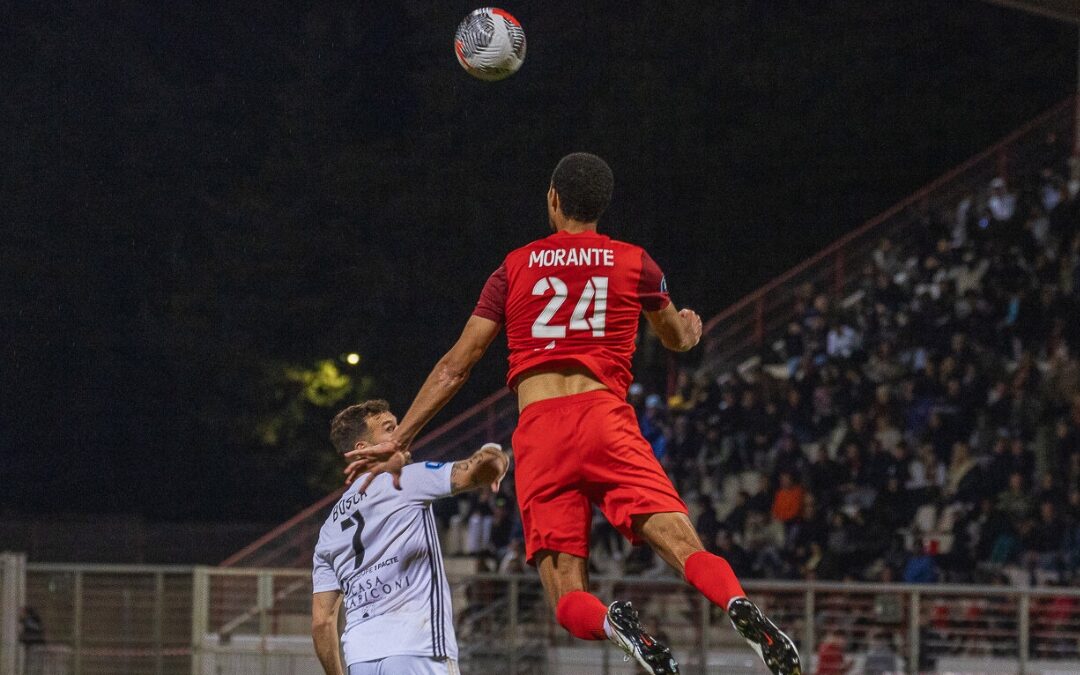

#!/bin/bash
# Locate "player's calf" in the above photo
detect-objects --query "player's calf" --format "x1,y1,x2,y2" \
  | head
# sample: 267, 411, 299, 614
684, 551, 801, 675
554, 591, 679, 674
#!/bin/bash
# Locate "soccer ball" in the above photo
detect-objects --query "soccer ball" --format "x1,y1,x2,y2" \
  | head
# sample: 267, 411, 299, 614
454, 8, 526, 81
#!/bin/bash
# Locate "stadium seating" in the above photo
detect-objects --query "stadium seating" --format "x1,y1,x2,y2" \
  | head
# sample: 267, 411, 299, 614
627, 128, 1080, 587
224, 100, 1078, 596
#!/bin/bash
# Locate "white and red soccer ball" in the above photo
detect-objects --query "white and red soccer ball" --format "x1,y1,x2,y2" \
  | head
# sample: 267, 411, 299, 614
454, 7, 526, 81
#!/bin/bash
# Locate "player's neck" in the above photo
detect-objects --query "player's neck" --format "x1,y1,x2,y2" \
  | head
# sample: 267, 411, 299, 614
554, 220, 598, 235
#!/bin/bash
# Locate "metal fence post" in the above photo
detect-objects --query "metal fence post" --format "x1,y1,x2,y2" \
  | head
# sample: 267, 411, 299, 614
908, 591, 920, 675
258, 572, 273, 675
191, 567, 209, 675
72, 570, 83, 675
600, 579, 615, 675
0, 553, 27, 675
154, 571, 165, 675
1019, 591, 1030, 675
699, 594, 710, 675
802, 587, 814, 666
508, 577, 519, 674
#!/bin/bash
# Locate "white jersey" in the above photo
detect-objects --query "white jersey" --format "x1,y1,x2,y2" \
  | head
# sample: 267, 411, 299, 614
313, 461, 457, 665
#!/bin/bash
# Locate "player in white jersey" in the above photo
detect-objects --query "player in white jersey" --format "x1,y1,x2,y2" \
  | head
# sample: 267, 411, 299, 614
311, 400, 510, 675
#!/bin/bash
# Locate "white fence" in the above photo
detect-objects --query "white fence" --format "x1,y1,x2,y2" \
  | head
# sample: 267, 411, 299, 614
4, 560, 1080, 674
1, 554, 27, 675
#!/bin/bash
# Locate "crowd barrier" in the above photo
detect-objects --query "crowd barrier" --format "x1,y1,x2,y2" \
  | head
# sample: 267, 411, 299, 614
4, 560, 1080, 674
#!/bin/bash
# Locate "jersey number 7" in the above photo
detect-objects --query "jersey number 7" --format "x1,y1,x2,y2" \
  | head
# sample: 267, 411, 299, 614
340, 511, 367, 569
531, 276, 608, 339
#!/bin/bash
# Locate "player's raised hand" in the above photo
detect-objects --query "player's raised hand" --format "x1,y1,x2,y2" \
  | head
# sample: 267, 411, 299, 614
344, 439, 404, 485
481, 443, 510, 492
679, 308, 703, 347
352, 450, 410, 493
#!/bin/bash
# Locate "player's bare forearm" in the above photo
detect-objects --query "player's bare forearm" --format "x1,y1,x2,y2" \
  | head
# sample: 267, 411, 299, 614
312, 624, 343, 675
645, 304, 702, 352
451, 443, 510, 494
311, 592, 344, 675
394, 355, 475, 447
344, 316, 501, 489
392, 316, 501, 449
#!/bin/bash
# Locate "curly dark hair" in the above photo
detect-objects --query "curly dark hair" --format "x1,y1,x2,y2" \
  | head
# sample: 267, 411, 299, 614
551, 152, 614, 222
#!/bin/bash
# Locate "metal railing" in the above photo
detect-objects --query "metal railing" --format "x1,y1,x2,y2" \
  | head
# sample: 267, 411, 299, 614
1, 554, 27, 675
193, 569, 1080, 675
17, 564, 193, 675
6, 562, 1080, 674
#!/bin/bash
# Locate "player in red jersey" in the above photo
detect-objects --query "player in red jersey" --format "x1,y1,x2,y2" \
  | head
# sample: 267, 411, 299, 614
346, 153, 801, 675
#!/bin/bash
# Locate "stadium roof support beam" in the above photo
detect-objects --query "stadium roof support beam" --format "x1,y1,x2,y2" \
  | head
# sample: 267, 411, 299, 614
978, 0, 1080, 24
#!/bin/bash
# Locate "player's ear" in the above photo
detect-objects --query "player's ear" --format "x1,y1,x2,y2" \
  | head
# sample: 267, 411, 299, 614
547, 185, 558, 211
354, 439, 368, 452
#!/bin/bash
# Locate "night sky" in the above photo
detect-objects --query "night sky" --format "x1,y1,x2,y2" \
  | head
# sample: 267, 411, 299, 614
3, 1, 1076, 521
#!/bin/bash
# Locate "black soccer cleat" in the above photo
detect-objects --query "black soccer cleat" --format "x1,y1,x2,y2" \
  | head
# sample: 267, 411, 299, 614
728, 597, 802, 675
605, 600, 680, 674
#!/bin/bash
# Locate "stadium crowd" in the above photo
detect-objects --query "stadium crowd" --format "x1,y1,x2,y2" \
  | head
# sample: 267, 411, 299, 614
441, 132, 1080, 591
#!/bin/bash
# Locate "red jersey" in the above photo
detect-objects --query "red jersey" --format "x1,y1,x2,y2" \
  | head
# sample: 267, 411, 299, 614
472, 230, 670, 399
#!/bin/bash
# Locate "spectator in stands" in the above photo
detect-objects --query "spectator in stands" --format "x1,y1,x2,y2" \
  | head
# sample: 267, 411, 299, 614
863, 632, 900, 675
907, 442, 945, 497
903, 539, 940, 584
712, 528, 752, 578
815, 628, 851, 675
807, 444, 845, 509
1025, 500, 1066, 572
463, 490, 495, 556
944, 441, 984, 506
488, 496, 515, 561
873, 237, 900, 277
771, 471, 805, 523
695, 493, 720, 550
988, 177, 1018, 223
639, 393, 670, 461
826, 317, 861, 360
723, 490, 751, 535
997, 472, 1034, 526
497, 539, 528, 575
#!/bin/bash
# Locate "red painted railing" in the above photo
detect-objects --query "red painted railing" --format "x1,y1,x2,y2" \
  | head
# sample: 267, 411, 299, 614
221, 96, 1074, 567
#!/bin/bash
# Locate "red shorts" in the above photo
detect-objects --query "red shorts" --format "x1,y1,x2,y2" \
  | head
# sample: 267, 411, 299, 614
512, 389, 687, 563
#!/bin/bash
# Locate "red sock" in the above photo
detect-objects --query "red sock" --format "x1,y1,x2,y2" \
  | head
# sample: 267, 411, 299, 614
684, 551, 746, 609
555, 590, 608, 641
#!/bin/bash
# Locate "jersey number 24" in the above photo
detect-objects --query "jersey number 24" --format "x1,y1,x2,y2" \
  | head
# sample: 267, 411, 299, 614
531, 276, 608, 339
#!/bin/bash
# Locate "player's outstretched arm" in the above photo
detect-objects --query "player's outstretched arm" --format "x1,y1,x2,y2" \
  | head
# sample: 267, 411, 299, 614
345, 315, 501, 489
311, 591, 344, 675
451, 443, 511, 494
644, 303, 703, 352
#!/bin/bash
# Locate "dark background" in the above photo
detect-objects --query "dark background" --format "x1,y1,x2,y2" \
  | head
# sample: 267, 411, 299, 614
3, 1, 1076, 521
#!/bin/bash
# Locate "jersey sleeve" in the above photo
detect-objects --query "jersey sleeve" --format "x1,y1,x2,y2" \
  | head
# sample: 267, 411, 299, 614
472, 263, 508, 324
400, 461, 455, 503
638, 250, 672, 312
311, 541, 341, 594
